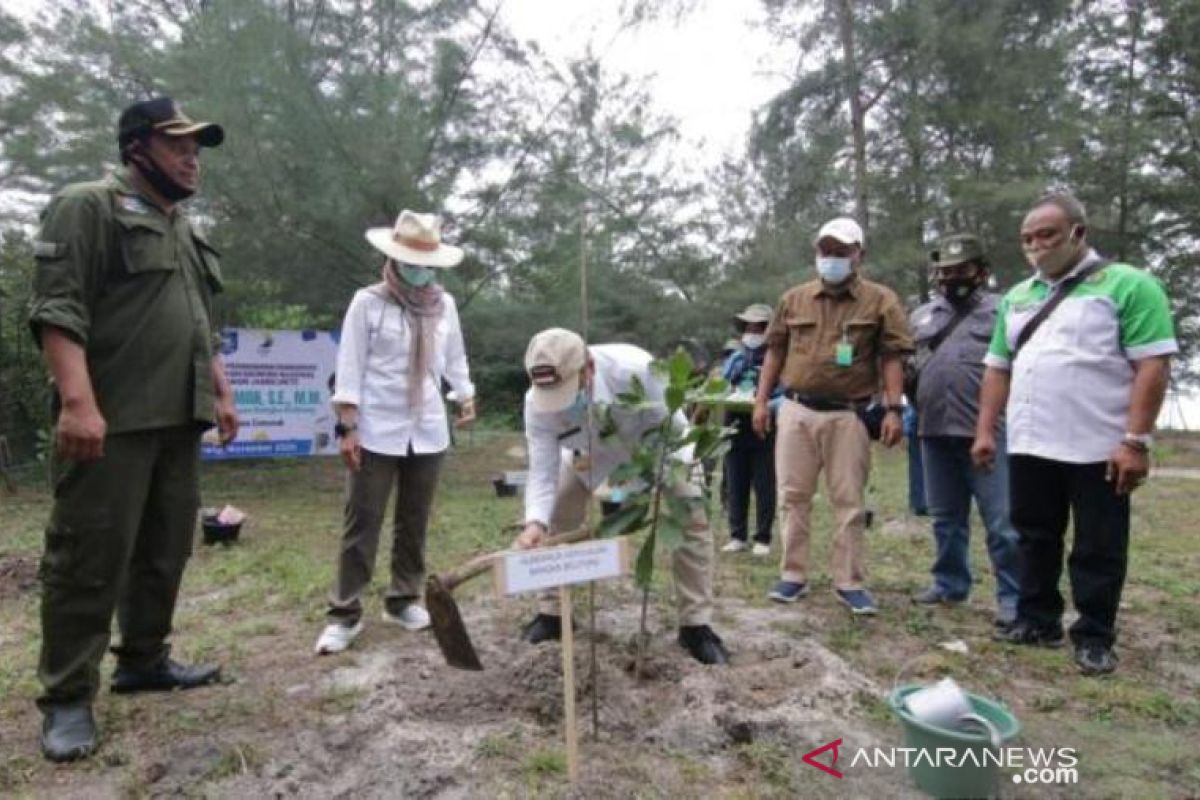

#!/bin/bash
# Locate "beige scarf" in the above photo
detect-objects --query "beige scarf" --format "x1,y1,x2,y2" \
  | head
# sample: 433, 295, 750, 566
381, 261, 445, 408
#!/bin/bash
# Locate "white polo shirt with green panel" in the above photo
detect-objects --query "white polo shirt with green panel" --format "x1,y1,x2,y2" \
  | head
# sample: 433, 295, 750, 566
984, 250, 1178, 464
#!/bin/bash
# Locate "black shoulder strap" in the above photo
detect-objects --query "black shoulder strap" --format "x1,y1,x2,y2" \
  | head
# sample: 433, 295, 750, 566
925, 300, 974, 354
1012, 259, 1108, 360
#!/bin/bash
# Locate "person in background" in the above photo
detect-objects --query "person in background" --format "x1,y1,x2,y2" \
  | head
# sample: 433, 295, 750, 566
753, 217, 914, 615
720, 303, 782, 556
908, 233, 1019, 630
27, 97, 236, 762
514, 329, 729, 665
314, 210, 476, 655
973, 192, 1177, 674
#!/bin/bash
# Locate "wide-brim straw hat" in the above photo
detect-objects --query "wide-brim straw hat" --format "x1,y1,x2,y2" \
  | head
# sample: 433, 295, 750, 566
365, 210, 463, 268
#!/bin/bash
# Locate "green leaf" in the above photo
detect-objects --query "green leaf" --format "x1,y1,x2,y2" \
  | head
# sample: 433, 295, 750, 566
657, 515, 685, 551
668, 348, 694, 385
634, 533, 657, 589
665, 384, 685, 413
608, 462, 644, 485
598, 503, 649, 537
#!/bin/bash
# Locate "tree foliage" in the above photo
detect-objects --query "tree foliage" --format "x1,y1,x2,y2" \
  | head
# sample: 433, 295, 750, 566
0, 0, 1197, 436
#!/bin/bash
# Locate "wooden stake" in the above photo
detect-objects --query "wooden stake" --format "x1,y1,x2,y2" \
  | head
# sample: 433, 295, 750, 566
560, 585, 579, 784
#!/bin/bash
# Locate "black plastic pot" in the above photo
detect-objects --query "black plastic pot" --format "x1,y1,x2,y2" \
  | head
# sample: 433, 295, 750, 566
202, 517, 242, 545
493, 478, 518, 498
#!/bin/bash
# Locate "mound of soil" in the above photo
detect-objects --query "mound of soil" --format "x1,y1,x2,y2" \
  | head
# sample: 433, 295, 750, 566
199, 596, 918, 799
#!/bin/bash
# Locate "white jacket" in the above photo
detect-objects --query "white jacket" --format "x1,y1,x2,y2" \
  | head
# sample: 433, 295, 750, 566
523, 343, 690, 527
331, 286, 474, 455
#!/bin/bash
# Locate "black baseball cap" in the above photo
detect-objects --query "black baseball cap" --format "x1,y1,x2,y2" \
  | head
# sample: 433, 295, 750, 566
117, 96, 224, 149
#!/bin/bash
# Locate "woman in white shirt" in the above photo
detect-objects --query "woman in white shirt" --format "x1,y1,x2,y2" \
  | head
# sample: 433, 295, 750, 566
315, 210, 476, 655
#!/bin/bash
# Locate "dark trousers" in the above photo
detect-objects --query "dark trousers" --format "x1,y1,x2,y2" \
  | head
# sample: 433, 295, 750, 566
38, 427, 201, 707
1009, 455, 1130, 648
725, 428, 776, 544
327, 447, 444, 622
907, 432, 927, 513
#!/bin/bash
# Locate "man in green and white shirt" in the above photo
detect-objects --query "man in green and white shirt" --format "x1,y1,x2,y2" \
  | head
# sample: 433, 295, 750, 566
972, 192, 1176, 676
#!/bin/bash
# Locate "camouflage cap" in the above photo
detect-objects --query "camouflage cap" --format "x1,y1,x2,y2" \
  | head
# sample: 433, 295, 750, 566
929, 233, 987, 269
733, 303, 773, 326
118, 96, 224, 149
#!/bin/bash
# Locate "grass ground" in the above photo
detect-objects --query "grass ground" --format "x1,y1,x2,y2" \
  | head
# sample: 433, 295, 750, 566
1, 428, 1198, 797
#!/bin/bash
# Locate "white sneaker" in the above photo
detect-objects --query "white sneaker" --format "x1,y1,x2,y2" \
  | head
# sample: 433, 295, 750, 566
382, 604, 431, 631
314, 619, 363, 655
752, 542, 771, 556
721, 540, 748, 553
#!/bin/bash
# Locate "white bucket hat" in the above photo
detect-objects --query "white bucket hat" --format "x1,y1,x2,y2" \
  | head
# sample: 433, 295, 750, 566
365, 210, 464, 268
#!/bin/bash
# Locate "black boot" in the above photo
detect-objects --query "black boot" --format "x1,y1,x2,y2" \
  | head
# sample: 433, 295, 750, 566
520, 613, 562, 644
111, 658, 222, 694
678, 625, 730, 665
41, 703, 97, 762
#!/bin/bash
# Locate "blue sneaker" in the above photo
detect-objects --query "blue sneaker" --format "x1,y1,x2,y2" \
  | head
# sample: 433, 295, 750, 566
835, 588, 878, 615
768, 580, 810, 603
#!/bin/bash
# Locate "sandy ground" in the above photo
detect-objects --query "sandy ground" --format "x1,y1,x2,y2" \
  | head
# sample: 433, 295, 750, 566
136, 594, 925, 799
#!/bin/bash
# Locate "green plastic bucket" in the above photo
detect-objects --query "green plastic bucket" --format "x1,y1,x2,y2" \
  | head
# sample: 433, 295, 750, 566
889, 684, 1021, 799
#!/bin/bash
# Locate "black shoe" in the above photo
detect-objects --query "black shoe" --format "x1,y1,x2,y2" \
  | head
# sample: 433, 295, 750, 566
992, 621, 1065, 648
520, 613, 562, 645
1074, 643, 1118, 676
678, 625, 730, 665
111, 658, 222, 694
41, 703, 97, 763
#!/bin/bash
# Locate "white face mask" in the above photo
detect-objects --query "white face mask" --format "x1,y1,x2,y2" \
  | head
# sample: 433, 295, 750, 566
816, 256, 853, 284
741, 333, 766, 349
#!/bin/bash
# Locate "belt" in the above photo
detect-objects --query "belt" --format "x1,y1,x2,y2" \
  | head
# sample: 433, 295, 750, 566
782, 390, 870, 412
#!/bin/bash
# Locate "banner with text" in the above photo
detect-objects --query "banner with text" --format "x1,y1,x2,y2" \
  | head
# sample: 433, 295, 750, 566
201, 328, 341, 460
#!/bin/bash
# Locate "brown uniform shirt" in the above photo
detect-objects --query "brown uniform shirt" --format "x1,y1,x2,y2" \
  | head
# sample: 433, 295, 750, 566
765, 275, 914, 400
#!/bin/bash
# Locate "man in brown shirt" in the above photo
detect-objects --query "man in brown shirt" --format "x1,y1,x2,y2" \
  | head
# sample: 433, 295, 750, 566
752, 217, 913, 614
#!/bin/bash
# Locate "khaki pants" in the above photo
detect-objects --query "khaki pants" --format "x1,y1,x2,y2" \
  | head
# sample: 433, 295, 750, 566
327, 447, 443, 621
39, 427, 200, 707
775, 399, 870, 589
537, 459, 714, 626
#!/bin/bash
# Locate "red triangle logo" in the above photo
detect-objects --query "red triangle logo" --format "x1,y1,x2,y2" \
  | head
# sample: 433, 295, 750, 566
802, 738, 844, 779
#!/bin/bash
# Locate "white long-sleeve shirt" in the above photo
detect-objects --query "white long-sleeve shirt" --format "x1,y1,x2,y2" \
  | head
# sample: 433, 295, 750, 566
523, 343, 690, 528
331, 285, 474, 456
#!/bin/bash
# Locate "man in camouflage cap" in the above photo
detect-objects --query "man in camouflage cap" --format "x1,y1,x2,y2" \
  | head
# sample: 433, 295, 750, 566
907, 233, 1020, 630
27, 96, 237, 761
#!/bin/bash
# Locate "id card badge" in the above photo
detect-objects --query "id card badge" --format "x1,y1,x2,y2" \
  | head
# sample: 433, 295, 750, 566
835, 336, 854, 367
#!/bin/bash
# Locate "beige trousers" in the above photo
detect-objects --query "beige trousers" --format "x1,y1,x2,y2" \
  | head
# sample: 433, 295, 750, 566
775, 399, 871, 590
537, 459, 714, 626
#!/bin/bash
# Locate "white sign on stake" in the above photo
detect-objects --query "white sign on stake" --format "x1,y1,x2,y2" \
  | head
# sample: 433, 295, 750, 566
495, 535, 630, 785
494, 538, 631, 596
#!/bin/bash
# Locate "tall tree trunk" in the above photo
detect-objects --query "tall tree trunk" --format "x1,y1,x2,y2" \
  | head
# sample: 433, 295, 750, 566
836, 0, 869, 234
1115, 0, 1143, 261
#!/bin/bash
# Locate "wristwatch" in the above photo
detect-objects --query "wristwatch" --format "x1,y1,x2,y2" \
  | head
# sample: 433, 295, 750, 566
334, 421, 358, 438
1122, 432, 1153, 451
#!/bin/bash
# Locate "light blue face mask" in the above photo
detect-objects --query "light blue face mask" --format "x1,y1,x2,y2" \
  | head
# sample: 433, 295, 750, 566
564, 389, 589, 424
816, 256, 853, 284
398, 263, 435, 287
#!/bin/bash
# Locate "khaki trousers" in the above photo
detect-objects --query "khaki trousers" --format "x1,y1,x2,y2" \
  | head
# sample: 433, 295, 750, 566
327, 447, 443, 621
775, 399, 870, 589
537, 459, 714, 626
